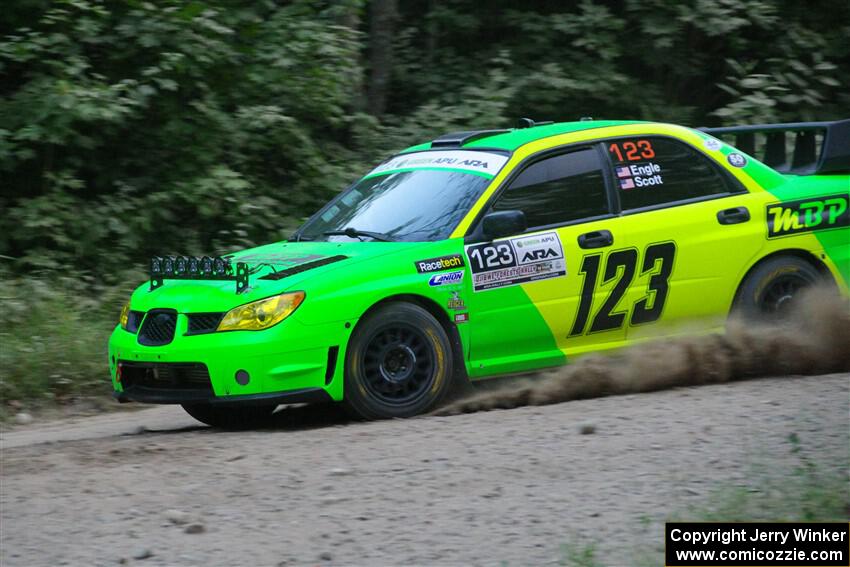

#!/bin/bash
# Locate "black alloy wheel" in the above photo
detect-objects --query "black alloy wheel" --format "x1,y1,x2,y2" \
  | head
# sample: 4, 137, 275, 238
734, 255, 823, 319
343, 302, 454, 419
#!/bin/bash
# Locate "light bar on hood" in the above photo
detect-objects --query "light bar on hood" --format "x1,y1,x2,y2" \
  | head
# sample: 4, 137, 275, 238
150, 256, 249, 294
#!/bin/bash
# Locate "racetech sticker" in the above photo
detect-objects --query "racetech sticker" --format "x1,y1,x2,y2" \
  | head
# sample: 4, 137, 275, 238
465, 231, 566, 292
368, 150, 509, 178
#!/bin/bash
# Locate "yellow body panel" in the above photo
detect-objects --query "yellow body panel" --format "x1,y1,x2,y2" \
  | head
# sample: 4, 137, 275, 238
454, 123, 847, 361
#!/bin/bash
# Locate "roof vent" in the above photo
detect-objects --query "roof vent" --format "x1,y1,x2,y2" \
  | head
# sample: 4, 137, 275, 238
430, 129, 510, 148
517, 118, 554, 129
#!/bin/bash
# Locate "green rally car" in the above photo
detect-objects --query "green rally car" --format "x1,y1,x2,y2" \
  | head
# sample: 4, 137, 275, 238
109, 118, 850, 426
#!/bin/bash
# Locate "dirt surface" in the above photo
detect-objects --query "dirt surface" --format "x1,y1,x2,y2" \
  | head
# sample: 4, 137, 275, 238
2, 373, 848, 567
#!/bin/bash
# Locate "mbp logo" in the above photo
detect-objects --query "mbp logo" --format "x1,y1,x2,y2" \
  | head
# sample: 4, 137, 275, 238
415, 254, 466, 274
766, 194, 849, 238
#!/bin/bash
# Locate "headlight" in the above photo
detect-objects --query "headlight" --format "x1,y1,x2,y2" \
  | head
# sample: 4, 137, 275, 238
217, 291, 305, 332
119, 302, 130, 329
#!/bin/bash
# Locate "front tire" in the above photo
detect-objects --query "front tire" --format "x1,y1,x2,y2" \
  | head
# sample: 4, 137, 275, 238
181, 402, 277, 429
734, 255, 822, 318
343, 302, 454, 419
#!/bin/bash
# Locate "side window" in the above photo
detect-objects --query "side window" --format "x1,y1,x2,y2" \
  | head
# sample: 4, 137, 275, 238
607, 137, 739, 210
491, 148, 609, 228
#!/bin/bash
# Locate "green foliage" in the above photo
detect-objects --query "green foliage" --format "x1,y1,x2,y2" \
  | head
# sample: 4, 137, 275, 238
0, 267, 141, 413
1, 0, 367, 277
1, 0, 848, 281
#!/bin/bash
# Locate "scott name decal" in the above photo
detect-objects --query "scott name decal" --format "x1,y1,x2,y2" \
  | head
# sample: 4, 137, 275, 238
766, 194, 849, 238
415, 254, 465, 274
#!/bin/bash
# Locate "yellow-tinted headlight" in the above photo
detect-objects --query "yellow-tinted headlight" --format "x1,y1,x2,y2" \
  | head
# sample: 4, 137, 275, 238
119, 302, 130, 329
217, 292, 305, 332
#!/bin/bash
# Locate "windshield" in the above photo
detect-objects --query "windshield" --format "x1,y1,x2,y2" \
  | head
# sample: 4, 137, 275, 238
296, 150, 508, 242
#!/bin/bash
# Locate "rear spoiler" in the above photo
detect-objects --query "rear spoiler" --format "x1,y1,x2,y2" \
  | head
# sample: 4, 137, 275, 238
700, 119, 850, 175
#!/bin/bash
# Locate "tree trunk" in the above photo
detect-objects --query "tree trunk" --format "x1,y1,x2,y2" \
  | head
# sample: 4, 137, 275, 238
367, 0, 397, 117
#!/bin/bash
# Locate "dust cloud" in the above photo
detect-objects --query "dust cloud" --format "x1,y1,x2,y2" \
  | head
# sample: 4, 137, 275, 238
438, 286, 850, 415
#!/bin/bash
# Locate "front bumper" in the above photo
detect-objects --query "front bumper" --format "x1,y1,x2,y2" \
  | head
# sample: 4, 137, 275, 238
108, 314, 350, 404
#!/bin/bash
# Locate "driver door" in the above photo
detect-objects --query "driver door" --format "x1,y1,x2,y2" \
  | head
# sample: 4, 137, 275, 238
465, 145, 628, 378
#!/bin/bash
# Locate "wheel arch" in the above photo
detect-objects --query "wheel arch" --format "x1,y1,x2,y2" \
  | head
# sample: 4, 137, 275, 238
732, 248, 833, 307
351, 294, 468, 382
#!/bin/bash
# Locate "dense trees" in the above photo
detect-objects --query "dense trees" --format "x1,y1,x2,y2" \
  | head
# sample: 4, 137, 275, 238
1, 0, 848, 278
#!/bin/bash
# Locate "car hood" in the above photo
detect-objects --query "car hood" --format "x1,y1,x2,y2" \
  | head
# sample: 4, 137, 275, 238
130, 240, 430, 312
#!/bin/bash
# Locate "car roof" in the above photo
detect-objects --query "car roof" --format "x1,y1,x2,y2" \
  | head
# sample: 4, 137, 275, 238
401, 120, 648, 153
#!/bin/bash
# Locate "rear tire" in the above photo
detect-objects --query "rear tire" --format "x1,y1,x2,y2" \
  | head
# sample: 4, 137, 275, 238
181, 402, 277, 429
343, 302, 454, 419
734, 255, 822, 319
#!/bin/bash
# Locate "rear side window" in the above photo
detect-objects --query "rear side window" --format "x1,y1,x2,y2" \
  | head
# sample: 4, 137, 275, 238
491, 148, 609, 228
607, 137, 739, 210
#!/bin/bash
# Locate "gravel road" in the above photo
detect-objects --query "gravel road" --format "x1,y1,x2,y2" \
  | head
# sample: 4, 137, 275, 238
1, 372, 847, 567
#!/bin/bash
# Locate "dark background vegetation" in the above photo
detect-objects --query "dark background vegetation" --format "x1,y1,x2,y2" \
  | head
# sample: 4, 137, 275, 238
1, 0, 848, 408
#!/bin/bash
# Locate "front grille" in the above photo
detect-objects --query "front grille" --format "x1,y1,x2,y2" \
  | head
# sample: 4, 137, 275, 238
119, 361, 212, 392
186, 312, 224, 335
138, 309, 177, 346
126, 311, 145, 334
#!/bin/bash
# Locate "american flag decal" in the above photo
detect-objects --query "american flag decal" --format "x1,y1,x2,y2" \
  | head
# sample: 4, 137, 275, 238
619, 178, 635, 190
616, 166, 631, 178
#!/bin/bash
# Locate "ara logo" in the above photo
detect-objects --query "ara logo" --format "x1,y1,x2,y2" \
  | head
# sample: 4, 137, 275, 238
521, 248, 559, 262
428, 270, 464, 286
766, 194, 849, 238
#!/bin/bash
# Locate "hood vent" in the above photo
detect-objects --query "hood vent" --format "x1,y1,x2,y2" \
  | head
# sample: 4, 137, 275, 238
260, 255, 348, 281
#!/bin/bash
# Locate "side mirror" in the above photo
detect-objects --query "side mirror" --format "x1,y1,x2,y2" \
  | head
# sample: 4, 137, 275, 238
482, 210, 527, 240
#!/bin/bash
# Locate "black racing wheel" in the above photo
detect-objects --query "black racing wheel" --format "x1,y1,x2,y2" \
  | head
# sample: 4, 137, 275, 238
734, 255, 823, 318
343, 302, 454, 419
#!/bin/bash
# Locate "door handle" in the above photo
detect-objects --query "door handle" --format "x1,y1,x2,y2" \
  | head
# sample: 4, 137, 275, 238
577, 230, 614, 249
717, 206, 750, 225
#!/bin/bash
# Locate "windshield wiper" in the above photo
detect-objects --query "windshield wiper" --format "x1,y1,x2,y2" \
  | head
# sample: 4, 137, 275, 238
322, 227, 395, 242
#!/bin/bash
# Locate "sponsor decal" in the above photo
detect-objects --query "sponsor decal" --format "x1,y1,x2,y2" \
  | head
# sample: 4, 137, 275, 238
465, 231, 566, 292
727, 153, 747, 167
447, 291, 466, 311
608, 139, 655, 162
369, 150, 509, 178
415, 254, 465, 274
703, 137, 723, 151
766, 194, 849, 238
615, 161, 663, 190
454, 312, 469, 324
428, 270, 464, 286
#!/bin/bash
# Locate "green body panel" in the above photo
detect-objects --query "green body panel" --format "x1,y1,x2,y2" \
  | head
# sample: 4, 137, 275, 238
773, 175, 850, 287
109, 237, 559, 399
109, 120, 849, 405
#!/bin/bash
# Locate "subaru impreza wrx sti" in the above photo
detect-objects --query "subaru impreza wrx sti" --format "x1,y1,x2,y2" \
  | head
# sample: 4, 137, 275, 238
109, 118, 850, 426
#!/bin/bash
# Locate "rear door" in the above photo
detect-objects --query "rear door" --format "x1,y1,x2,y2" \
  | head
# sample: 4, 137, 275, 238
599, 135, 766, 340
